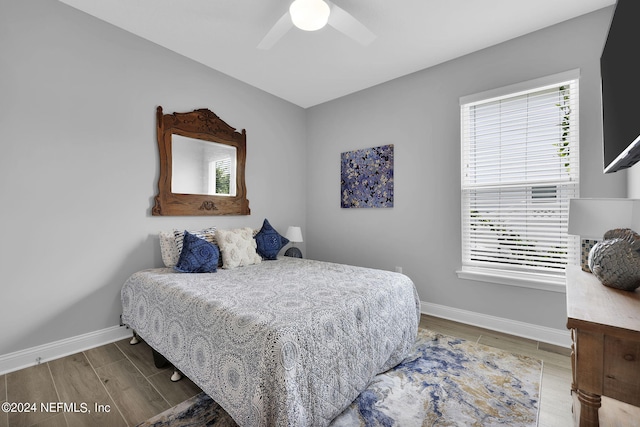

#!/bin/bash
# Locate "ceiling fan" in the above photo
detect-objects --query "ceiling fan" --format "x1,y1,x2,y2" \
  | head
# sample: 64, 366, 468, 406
257, 0, 376, 50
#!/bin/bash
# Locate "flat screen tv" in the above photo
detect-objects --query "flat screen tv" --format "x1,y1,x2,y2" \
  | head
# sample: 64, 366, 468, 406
601, 0, 640, 173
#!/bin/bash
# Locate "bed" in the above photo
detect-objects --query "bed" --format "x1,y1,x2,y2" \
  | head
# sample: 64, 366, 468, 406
121, 255, 420, 427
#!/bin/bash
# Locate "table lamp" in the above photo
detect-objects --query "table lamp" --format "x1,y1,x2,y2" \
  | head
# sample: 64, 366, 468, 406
284, 226, 303, 258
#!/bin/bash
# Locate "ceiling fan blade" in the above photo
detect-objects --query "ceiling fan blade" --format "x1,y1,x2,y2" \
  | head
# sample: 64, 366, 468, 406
326, 1, 376, 46
257, 11, 294, 50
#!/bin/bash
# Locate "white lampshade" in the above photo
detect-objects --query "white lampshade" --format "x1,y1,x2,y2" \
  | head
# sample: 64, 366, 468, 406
289, 0, 330, 31
568, 198, 640, 238
285, 226, 303, 243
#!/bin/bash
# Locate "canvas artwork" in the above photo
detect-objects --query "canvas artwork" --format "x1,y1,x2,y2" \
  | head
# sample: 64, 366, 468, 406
341, 144, 394, 208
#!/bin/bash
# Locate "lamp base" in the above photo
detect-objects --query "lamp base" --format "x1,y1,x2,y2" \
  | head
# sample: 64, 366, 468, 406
284, 247, 303, 258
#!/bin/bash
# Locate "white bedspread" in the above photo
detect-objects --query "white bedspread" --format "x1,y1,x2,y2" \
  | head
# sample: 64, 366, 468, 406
121, 257, 420, 427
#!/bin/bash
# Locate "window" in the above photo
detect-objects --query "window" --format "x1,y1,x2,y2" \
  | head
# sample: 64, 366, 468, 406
459, 70, 579, 289
207, 156, 236, 196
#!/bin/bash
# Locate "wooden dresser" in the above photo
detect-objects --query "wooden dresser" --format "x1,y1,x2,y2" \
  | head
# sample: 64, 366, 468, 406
566, 265, 640, 427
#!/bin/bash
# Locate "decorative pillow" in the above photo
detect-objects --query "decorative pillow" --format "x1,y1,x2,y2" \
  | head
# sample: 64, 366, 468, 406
174, 231, 220, 273
159, 227, 217, 267
159, 231, 180, 267
216, 227, 262, 269
254, 219, 289, 260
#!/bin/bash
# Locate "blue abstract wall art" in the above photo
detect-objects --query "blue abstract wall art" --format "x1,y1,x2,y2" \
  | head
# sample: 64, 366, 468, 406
341, 144, 394, 208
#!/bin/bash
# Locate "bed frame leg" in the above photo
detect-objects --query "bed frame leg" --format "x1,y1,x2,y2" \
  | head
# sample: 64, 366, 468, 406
130, 331, 140, 345
171, 369, 183, 382
151, 348, 168, 368
150, 348, 182, 382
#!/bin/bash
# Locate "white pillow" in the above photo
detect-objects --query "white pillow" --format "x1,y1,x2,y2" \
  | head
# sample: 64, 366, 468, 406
216, 227, 262, 269
159, 227, 217, 267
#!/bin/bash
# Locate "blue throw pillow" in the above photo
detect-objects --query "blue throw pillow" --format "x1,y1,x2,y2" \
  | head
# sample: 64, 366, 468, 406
174, 231, 220, 273
254, 219, 289, 260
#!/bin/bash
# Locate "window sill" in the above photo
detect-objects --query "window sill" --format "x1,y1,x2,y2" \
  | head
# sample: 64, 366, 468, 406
456, 267, 566, 293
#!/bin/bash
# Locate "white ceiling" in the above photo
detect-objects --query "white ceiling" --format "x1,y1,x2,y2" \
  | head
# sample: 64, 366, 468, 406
57, 0, 615, 108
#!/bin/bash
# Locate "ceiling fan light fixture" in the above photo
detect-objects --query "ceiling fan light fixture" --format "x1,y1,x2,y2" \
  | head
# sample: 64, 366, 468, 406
289, 0, 331, 31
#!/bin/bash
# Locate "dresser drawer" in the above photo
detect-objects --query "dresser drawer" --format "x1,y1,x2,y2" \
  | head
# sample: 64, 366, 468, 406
604, 336, 640, 407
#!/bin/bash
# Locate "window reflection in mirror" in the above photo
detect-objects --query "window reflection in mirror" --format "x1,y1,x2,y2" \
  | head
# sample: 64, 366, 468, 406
171, 135, 237, 196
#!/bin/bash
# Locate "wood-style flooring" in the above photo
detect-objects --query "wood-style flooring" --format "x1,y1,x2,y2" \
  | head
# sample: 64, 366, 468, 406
0, 315, 637, 426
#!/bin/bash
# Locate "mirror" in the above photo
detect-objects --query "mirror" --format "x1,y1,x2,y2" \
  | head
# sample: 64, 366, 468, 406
152, 106, 250, 216
171, 135, 237, 196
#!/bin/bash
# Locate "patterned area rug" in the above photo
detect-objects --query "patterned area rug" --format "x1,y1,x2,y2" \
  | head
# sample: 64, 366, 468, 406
137, 329, 542, 427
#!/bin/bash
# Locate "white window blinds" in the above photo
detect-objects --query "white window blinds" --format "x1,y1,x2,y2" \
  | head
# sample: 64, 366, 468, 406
460, 71, 579, 284
208, 158, 232, 195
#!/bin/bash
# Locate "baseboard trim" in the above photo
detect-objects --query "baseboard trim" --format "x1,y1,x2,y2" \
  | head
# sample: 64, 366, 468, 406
0, 326, 132, 375
1, 304, 570, 375
421, 301, 572, 348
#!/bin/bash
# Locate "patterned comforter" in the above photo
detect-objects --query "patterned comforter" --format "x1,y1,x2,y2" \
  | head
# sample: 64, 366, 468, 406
121, 257, 420, 427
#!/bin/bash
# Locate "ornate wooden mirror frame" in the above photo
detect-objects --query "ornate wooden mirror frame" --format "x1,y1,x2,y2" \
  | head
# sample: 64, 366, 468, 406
152, 106, 250, 216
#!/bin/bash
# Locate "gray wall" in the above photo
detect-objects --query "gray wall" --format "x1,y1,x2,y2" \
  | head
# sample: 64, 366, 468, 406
628, 162, 640, 197
0, 0, 306, 355
305, 6, 626, 331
